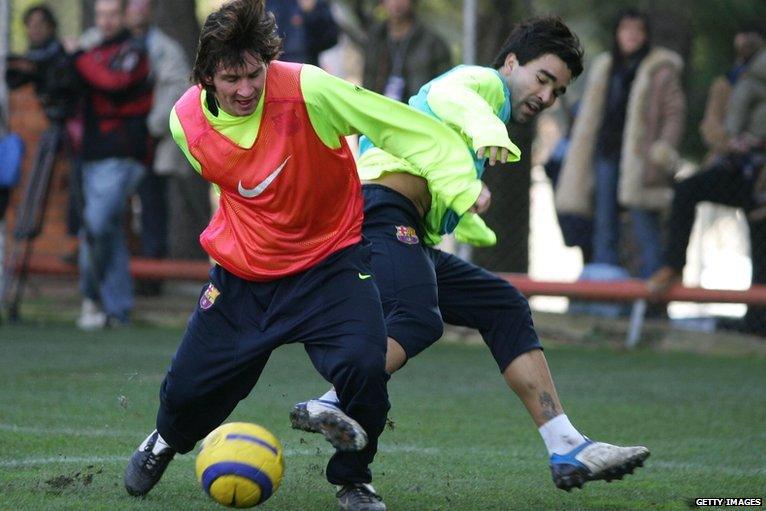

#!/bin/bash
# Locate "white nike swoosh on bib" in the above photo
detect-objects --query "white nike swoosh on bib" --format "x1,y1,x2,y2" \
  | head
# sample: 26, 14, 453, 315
237, 155, 292, 198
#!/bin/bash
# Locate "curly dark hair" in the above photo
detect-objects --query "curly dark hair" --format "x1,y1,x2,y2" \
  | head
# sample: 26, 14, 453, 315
492, 16, 584, 79
192, 0, 282, 87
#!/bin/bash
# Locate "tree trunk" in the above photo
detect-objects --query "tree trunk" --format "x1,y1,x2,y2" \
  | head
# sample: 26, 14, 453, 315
155, 0, 201, 62
472, 123, 533, 273
471, 0, 532, 273
152, 0, 208, 260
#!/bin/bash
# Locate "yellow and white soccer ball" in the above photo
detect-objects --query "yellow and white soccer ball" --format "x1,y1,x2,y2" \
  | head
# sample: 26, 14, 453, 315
195, 422, 285, 508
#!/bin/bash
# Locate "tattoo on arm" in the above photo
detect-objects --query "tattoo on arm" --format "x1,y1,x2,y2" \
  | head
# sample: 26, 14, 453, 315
539, 391, 560, 421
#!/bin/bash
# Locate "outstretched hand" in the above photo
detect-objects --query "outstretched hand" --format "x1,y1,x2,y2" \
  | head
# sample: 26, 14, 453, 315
469, 182, 492, 215
476, 146, 509, 167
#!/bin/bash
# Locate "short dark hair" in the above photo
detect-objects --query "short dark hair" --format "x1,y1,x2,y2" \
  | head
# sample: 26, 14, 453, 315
492, 16, 584, 79
23, 4, 58, 30
192, 0, 282, 87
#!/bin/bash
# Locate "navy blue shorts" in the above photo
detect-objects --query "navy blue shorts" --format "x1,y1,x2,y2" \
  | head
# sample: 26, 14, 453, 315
157, 241, 389, 484
362, 184, 542, 372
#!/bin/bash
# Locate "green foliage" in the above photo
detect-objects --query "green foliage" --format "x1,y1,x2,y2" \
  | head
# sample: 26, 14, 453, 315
1, 323, 764, 510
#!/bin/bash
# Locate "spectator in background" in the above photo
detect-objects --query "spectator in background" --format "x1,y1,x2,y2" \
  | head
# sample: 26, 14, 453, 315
697, 28, 763, 166
555, 9, 685, 289
6, 5, 79, 124
126, 0, 191, 296
6, 5, 81, 258
266, 0, 338, 66
73, 0, 152, 329
648, 28, 766, 336
362, 0, 451, 101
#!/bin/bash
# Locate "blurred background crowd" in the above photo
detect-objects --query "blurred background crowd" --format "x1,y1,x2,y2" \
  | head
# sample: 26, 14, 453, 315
0, 0, 764, 335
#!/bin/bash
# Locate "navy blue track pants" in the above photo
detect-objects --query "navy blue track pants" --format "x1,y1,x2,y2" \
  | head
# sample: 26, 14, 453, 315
155, 241, 389, 485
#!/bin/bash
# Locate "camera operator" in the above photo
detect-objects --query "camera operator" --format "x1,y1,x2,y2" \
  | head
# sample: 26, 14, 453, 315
6, 5, 79, 124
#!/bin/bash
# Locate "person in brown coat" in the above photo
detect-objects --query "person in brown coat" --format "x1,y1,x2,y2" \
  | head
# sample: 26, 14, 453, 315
555, 9, 686, 280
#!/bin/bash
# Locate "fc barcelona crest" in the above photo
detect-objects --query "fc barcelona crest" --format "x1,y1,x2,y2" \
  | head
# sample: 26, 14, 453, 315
395, 225, 419, 245
199, 283, 221, 310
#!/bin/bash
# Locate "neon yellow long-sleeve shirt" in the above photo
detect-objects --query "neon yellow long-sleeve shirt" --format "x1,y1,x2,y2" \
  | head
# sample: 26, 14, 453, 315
169, 63, 481, 219
358, 65, 521, 246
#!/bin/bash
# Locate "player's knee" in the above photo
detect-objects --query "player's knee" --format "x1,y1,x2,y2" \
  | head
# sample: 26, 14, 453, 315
340, 347, 387, 383
389, 306, 443, 349
495, 283, 533, 323
420, 310, 444, 345
160, 377, 201, 412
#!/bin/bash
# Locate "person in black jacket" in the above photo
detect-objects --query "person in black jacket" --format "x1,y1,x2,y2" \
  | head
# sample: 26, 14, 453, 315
361, 0, 452, 101
6, 5, 81, 260
6, 5, 79, 124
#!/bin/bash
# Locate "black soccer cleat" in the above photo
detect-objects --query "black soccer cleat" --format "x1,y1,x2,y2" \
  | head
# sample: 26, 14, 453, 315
336, 483, 387, 511
124, 430, 176, 497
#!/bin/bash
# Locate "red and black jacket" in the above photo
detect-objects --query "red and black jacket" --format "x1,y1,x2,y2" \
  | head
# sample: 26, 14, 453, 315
74, 30, 152, 162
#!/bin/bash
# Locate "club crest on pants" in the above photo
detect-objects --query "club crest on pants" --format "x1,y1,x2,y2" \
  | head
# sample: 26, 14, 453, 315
395, 225, 419, 244
200, 283, 220, 310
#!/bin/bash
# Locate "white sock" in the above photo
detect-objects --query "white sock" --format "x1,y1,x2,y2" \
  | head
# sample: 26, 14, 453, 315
152, 432, 172, 454
538, 414, 587, 455
319, 388, 338, 404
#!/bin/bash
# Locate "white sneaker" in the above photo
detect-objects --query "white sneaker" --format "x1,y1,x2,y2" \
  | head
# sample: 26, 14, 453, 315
76, 299, 107, 330
290, 399, 368, 451
549, 439, 649, 490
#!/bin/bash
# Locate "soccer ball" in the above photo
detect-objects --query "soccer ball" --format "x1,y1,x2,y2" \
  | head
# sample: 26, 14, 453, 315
195, 422, 285, 508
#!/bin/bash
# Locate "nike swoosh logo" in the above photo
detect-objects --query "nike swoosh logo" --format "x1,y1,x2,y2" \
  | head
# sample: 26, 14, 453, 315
237, 155, 291, 198
358, 273, 372, 280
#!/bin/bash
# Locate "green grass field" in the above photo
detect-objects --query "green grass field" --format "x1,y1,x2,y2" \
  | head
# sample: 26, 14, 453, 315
1, 322, 764, 511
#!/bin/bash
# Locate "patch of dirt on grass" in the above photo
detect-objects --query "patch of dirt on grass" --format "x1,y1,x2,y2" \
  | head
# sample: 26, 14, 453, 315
45, 475, 75, 490
43, 466, 103, 492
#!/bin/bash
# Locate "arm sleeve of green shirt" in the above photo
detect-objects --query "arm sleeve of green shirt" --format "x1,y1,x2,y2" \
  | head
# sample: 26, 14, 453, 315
426, 66, 518, 158
301, 64, 481, 217
169, 106, 202, 174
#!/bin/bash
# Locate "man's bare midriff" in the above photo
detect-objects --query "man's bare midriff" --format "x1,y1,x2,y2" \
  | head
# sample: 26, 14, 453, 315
363, 172, 431, 219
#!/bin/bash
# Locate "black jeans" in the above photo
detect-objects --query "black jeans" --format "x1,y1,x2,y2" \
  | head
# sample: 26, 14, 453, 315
664, 154, 766, 330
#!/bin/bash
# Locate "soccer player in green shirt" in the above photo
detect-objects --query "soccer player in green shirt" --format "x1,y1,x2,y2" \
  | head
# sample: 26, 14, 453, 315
123, 1, 485, 509
292, 16, 650, 492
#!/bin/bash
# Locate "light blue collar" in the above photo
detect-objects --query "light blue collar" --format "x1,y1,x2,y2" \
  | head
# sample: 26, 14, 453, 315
491, 68, 512, 124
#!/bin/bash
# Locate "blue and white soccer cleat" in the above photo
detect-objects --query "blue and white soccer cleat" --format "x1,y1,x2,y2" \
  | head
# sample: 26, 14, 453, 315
290, 399, 368, 451
550, 439, 649, 491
